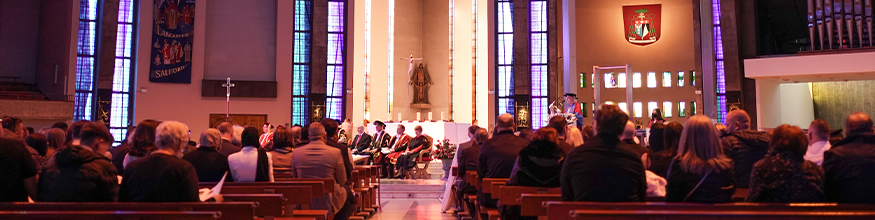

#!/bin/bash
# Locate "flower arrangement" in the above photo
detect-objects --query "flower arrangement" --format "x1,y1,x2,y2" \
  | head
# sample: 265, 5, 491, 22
433, 138, 457, 159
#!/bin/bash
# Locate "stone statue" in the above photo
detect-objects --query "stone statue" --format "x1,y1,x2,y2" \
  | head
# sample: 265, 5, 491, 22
408, 63, 433, 104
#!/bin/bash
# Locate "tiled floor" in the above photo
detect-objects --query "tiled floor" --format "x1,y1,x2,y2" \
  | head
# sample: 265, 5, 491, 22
368, 199, 456, 220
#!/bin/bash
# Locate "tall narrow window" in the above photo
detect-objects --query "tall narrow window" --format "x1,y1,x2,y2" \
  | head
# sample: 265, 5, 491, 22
326, 0, 346, 121
581, 103, 587, 117
647, 72, 657, 88
633, 102, 643, 118
648, 101, 658, 118
662, 72, 671, 87
618, 102, 627, 114
74, 0, 100, 121
292, 0, 312, 126
496, 0, 514, 114
677, 71, 685, 87
714, 0, 727, 124
579, 73, 585, 88
632, 72, 641, 88
617, 72, 626, 88
678, 101, 686, 117
109, 0, 138, 146
692, 101, 697, 115
663, 101, 673, 117
604, 73, 617, 89
530, 0, 548, 129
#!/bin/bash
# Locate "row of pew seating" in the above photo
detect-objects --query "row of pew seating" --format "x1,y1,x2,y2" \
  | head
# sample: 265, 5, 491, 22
450, 167, 875, 220
0, 165, 384, 220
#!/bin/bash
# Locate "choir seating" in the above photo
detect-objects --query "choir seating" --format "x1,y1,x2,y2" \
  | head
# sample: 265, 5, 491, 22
0, 202, 254, 220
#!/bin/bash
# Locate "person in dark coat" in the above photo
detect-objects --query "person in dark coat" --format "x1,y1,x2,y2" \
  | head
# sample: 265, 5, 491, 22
478, 114, 530, 212
648, 123, 666, 153
456, 127, 486, 214
665, 115, 735, 203
319, 119, 357, 220
721, 110, 770, 188
0, 137, 38, 202
561, 105, 646, 202
39, 122, 118, 202
183, 129, 234, 182
120, 121, 199, 202
502, 134, 565, 220
824, 112, 875, 204
349, 126, 373, 155
217, 122, 242, 156
650, 121, 683, 178
747, 124, 823, 203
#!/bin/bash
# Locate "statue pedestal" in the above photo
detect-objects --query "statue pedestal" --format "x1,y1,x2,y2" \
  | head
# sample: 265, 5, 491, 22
410, 103, 432, 109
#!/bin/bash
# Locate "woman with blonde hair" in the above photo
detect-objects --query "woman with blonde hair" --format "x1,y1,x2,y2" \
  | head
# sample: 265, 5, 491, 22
665, 115, 735, 203
565, 127, 584, 147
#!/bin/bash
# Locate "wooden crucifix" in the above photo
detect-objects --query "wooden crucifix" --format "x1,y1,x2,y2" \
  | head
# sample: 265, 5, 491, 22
222, 77, 235, 122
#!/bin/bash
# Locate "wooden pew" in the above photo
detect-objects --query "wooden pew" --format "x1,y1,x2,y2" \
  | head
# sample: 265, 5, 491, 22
219, 185, 327, 220
201, 181, 329, 220
0, 210, 220, 220
0, 203, 253, 220
221, 194, 285, 219
570, 209, 875, 220
366, 165, 382, 212
546, 202, 875, 220
519, 194, 561, 217
479, 178, 508, 220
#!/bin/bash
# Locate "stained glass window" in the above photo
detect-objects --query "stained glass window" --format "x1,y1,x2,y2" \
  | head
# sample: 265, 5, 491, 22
74, 0, 100, 121
647, 72, 657, 88
496, 0, 514, 115
692, 70, 697, 86
74, 0, 137, 146
648, 101, 658, 118
293, 0, 312, 126
581, 103, 587, 117
633, 102, 643, 118
530, 0, 548, 129
678, 101, 686, 117
618, 102, 627, 114
617, 73, 626, 88
663, 101, 673, 117
326, 0, 346, 121
663, 72, 671, 87
579, 73, 585, 88
714, 0, 727, 124
692, 101, 697, 115
604, 73, 617, 89
678, 71, 685, 87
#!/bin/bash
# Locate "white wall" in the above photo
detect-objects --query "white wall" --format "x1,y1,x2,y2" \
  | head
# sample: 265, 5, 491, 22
755, 80, 815, 129
135, 0, 292, 136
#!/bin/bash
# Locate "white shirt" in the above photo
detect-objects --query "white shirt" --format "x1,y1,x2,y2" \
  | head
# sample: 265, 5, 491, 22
804, 140, 832, 166
228, 146, 274, 182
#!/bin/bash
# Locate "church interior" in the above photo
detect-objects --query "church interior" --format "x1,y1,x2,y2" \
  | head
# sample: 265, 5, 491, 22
3, 0, 875, 219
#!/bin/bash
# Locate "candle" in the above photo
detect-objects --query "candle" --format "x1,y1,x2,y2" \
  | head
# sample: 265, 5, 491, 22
398, 113, 403, 122
428, 112, 433, 121
416, 112, 421, 121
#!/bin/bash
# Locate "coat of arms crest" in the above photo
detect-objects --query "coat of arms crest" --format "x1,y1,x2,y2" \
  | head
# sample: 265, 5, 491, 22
623, 4, 662, 46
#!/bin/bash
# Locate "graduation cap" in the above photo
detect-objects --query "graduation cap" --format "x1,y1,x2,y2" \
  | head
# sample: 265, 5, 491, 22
374, 120, 386, 127
564, 93, 577, 98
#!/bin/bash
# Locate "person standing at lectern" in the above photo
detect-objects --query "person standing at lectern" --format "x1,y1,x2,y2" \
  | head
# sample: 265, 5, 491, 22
564, 93, 585, 128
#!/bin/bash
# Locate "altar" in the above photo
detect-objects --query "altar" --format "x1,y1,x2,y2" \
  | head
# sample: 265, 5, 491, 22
366, 121, 473, 147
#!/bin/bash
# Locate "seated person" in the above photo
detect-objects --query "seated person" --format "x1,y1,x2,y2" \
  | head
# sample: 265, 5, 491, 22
502, 128, 565, 220
394, 126, 430, 179
119, 121, 199, 202
183, 129, 234, 182
0, 137, 38, 202
350, 126, 373, 155
270, 126, 295, 175
291, 123, 348, 215
382, 125, 411, 178
228, 127, 274, 182
39, 122, 118, 202
369, 121, 392, 165
456, 127, 487, 214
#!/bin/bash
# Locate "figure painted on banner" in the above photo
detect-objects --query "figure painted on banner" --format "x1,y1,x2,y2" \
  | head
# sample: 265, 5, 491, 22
184, 41, 192, 62
370, 121, 392, 165
174, 41, 183, 63
564, 93, 585, 128
259, 122, 274, 148
154, 54, 162, 66
162, 40, 171, 65
166, 0, 179, 30
169, 41, 178, 64
409, 63, 433, 104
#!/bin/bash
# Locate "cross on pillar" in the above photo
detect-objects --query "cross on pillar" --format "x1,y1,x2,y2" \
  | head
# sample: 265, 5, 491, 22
222, 77, 235, 122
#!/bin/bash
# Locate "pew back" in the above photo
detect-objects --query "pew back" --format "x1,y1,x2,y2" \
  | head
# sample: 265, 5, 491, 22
221, 194, 284, 217
497, 187, 560, 206
0, 210, 220, 220
545, 202, 875, 220
570, 209, 875, 220
0, 202, 253, 220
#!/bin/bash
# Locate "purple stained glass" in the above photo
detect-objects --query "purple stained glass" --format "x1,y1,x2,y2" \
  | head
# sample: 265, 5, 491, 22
328, 2, 345, 32
497, 2, 513, 33
328, 33, 344, 64
531, 33, 547, 64
112, 59, 131, 92
78, 21, 96, 55
532, 98, 548, 129
76, 57, 94, 91
714, 26, 724, 60
115, 24, 133, 57
498, 34, 513, 65
118, 0, 134, 23
530, 1, 547, 32
531, 65, 547, 97
327, 66, 344, 96
716, 61, 726, 93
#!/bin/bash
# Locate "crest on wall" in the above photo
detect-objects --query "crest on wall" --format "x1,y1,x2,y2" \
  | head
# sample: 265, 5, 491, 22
623, 4, 662, 46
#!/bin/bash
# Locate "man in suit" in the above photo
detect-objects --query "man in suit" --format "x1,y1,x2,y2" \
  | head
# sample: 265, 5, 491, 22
319, 119, 356, 220
478, 114, 529, 217
217, 122, 241, 156
350, 126, 372, 156
369, 121, 392, 165
456, 125, 484, 212
291, 123, 348, 216
382, 125, 411, 178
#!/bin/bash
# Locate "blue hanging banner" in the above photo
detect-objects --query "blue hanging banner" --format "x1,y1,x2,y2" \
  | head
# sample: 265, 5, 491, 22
149, 0, 195, 83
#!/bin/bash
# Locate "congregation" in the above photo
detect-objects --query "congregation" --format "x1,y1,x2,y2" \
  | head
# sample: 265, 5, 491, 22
2, 104, 875, 219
